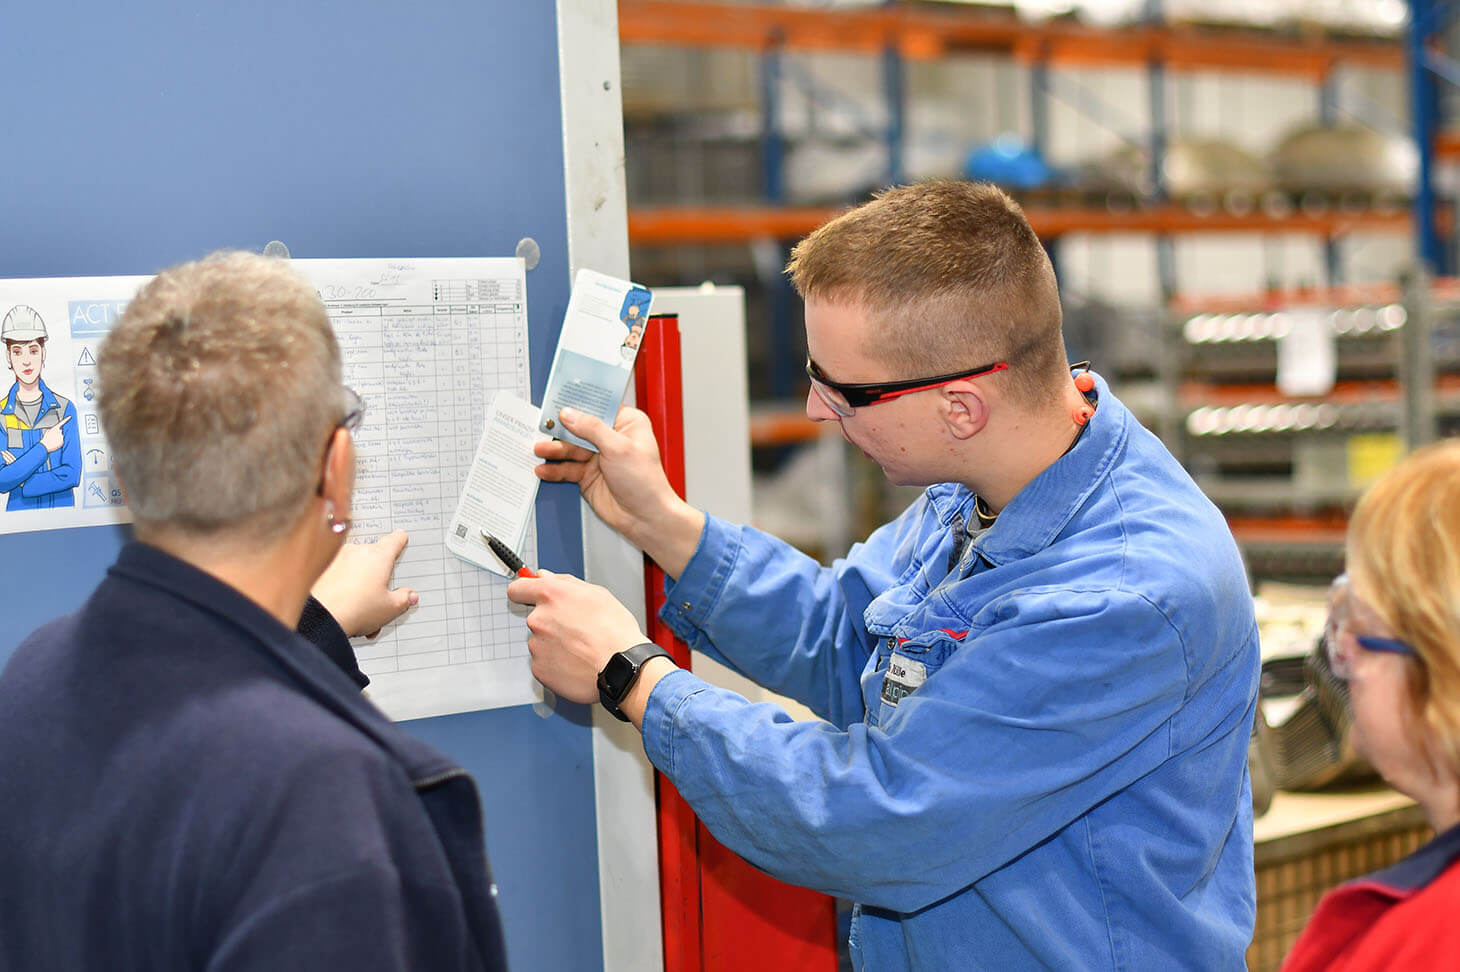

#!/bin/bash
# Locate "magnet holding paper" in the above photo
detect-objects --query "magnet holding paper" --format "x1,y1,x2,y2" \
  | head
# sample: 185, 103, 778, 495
515, 237, 541, 271
262, 240, 291, 259
544, 418, 554, 429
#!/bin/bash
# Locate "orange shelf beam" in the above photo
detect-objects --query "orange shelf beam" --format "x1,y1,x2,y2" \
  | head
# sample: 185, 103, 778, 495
749, 407, 821, 447
1026, 205, 1417, 237
1436, 131, 1460, 161
630, 205, 841, 245
1226, 514, 1349, 546
628, 204, 1417, 246
618, 1, 1402, 77
1179, 375, 1460, 409
1171, 278, 1460, 314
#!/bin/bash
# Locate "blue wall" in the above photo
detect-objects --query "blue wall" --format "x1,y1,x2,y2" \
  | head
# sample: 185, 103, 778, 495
1, 4, 601, 969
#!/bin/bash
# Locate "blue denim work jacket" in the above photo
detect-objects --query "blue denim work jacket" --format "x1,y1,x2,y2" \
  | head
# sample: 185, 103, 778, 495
647, 375, 1259, 970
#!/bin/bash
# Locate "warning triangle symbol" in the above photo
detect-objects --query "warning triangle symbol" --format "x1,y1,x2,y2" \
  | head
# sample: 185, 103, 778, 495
78, 348, 96, 366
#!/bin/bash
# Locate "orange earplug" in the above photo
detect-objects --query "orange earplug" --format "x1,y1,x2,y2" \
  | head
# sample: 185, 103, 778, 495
1074, 372, 1095, 394
1073, 405, 1094, 426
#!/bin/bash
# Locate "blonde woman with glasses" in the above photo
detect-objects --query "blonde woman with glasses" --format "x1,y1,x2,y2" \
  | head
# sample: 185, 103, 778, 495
1284, 439, 1460, 970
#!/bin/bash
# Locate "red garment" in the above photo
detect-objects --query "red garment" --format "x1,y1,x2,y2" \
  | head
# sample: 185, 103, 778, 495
1282, 822, 1460, 971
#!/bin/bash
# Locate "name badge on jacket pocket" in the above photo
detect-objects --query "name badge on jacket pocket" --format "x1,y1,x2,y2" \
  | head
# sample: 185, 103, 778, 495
880, 654, 928, 707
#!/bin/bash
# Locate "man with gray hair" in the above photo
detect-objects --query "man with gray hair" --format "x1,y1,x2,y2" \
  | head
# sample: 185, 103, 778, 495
0, 251, 508, 971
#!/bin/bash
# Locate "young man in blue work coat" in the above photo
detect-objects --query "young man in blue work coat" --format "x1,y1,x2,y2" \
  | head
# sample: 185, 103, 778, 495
511, 181, 1259, 970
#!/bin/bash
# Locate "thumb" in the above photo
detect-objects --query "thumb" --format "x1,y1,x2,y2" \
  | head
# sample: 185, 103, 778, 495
395, 586, 419, 610
557, 407, 618, 451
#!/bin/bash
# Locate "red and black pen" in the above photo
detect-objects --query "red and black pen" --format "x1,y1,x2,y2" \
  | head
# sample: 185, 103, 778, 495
482, 532, 537, 578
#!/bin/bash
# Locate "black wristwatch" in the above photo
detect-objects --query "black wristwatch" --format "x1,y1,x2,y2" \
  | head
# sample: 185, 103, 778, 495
598, 642, 675, 722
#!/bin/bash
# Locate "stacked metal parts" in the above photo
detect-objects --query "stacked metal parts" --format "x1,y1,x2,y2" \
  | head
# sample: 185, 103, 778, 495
1257, 644, 1377, 798
1076, 126, 1416, 214
1177, 287, 1460, 586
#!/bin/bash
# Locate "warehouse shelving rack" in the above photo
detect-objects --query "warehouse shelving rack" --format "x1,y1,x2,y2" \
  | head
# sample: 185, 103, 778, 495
619, 1, 1438, 563
620, 0, 1410, 246
1170, 274, 1460, 581
620, 0, 1420, 390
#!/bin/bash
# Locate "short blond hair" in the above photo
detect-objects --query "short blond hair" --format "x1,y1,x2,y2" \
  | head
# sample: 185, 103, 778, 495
99, 251, 343, 538
786, 180, 1067, 407
1347, 439, 1460, 774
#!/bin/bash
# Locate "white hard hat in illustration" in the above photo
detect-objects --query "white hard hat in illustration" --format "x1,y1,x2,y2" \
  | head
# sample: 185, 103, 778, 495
1, 306, 47, 343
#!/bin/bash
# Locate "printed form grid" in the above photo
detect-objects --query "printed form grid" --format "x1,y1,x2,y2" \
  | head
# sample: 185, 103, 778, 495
328, 284, 533, 677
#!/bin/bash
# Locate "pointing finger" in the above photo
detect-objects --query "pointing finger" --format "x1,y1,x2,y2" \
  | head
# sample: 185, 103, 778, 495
506, 575, 543, 606
379, 529, 410, 558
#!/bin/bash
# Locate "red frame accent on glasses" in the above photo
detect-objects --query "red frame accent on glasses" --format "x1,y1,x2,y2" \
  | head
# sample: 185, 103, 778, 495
806, 357, 1009, 411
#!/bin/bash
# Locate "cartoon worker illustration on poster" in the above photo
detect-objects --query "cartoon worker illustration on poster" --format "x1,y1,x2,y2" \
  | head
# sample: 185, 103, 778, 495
1, 306, 80, 510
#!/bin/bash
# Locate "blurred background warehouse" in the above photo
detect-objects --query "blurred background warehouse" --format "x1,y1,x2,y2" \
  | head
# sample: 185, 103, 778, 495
617, 2, 1457, 967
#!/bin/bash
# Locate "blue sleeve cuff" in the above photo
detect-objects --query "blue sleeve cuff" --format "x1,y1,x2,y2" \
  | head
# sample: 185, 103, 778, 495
657, 514, 741, 645
640, 667, 708, 776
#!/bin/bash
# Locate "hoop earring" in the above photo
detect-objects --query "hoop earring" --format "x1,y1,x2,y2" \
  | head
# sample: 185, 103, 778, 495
324, 499, 351, 536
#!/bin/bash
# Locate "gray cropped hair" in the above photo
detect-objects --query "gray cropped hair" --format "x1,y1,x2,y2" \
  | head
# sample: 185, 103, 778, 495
98, 251, 344, 538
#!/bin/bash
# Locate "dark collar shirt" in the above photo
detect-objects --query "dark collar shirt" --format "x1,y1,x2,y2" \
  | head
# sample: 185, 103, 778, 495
1282, 819, 1460, 971
0, 542, 507, 971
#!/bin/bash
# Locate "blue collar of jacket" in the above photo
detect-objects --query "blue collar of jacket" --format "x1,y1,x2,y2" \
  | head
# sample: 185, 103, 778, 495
108, 541, 462, 787
2, 378, 59, 417
1351, 818, 1460, 900
925, 370, 1128, 567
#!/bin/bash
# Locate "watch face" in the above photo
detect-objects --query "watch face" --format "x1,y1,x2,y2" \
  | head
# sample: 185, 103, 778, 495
598, 651, 637, 703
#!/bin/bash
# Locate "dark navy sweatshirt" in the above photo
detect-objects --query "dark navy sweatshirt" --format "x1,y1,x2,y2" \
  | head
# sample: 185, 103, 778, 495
0, 542, 507, 971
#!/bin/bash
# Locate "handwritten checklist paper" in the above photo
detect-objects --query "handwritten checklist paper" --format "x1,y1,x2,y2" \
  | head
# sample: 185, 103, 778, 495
301, 257, 541, 720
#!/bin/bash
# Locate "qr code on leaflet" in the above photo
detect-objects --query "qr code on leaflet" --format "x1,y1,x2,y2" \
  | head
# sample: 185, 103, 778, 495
455, 523, 468, 539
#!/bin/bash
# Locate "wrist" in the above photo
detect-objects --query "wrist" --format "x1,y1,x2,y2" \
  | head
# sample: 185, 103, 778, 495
629, 499, 705, 580
597, 642, 677, 726
621, 655, 677, 729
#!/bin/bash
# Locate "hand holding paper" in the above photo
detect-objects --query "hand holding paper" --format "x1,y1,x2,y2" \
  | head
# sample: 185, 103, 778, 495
534, 405, 705, 581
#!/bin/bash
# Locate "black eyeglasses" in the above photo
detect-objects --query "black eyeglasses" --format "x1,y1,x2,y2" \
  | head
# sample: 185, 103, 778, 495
339, 386, 365, 433
316, 386, 364, 496
806, 357, 1010, 418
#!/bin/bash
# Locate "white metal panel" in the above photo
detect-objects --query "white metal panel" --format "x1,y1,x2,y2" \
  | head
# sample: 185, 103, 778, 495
556, 3, 664, 970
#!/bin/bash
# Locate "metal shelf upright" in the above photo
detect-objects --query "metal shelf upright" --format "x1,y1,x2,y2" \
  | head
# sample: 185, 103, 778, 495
1409, 0, 1460, 275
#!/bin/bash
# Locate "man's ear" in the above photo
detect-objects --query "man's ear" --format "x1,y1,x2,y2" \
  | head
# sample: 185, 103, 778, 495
940, 384, 988, 441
